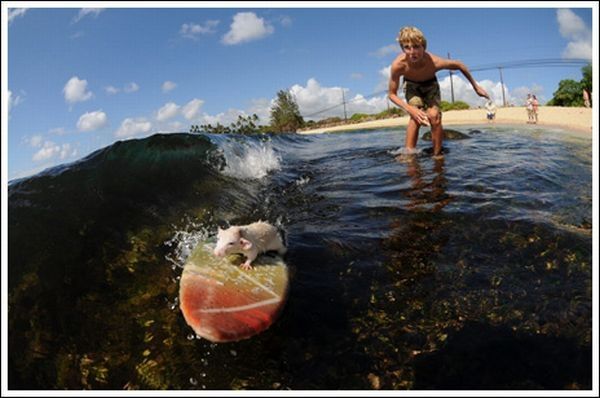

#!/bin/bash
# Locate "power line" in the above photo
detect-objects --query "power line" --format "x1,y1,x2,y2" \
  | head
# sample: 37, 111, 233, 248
303, 89, 387, 118
301, 58, 591, 119
470, 58, 590, 72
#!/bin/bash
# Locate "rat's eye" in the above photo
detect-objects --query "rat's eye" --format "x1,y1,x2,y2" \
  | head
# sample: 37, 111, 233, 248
228, 242, 235, 245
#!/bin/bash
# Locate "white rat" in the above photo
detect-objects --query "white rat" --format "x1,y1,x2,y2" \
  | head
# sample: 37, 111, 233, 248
213, 221, 287, 270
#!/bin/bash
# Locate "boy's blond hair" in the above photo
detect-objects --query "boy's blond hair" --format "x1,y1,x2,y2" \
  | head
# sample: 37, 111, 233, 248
397, 26, 427, 50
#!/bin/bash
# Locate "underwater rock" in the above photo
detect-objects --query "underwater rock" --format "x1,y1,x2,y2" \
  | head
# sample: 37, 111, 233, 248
421, 129, 471, 141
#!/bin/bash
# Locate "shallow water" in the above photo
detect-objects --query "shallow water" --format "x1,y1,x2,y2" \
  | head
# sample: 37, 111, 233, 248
8, 126, 592, 389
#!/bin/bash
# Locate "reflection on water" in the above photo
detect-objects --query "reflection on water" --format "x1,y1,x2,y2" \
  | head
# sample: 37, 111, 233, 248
7, 127, 593, 390
400, 154, 450, 213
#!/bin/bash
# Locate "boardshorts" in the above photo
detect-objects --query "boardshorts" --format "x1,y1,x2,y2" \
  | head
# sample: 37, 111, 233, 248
404, 77, 441, 110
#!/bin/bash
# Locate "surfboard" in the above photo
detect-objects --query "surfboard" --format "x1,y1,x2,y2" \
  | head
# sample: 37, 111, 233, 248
179, 242, 289, 343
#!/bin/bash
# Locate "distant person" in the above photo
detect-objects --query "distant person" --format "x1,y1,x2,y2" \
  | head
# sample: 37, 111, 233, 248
388, 26, 489, 157
531, 95, 539, 124
525, 94, 535, 124
583, 89, 591, 108
485, 99, 497, 123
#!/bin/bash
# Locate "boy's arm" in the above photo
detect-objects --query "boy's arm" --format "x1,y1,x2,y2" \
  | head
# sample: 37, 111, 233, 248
437, 57, 489, 99
388, 65, 430, 126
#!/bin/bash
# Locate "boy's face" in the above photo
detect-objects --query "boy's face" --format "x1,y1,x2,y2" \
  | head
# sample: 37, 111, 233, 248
401, 42, 425, 63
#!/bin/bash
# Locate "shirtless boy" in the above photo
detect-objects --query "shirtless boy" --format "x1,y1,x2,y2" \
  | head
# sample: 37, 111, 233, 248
388, 26, 489, 156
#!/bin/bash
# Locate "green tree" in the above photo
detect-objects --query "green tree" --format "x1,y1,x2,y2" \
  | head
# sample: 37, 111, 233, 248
547, 79, 583, 107
581, 63, 592, 93
374, 107, 405, 119
440, 100, 470, 112
190, 114, 264, 134
547, 63, 591, 107
270, 90, 304, 133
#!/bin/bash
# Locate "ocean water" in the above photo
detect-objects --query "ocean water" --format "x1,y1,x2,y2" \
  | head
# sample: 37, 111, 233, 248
7, 126, 592, 390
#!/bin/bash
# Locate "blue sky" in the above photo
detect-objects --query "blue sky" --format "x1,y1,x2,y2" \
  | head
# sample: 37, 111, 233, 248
3, 2, 596, 180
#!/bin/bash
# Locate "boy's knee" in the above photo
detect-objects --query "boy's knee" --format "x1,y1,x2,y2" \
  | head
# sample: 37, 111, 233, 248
427, 108, 442, 125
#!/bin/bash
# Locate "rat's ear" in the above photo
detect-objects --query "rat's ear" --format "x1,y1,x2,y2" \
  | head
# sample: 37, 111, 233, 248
240, 238, 253, 250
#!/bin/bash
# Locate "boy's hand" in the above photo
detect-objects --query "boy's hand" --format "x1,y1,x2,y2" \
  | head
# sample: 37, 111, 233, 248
475, 85, 490, 99
409, 106, 430, 126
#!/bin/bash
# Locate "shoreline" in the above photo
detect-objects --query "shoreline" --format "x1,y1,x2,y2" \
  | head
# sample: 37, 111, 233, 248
298, 106, 593, 136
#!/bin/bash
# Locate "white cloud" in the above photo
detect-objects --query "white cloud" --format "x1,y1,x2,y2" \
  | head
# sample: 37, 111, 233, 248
28, 135, 44, 147
162, 81, 177, 93
8, 90, 23, 116
167, 121, 184, 130
77, 110, 108, 132
375, 66, 392, 92
201, 108, 247, 126
124, 82, 139, 93
63, 76, 93, 104
181, 98, 205, 120
180, 20, 220, 39
115, 118, 152, 138
437, 75, 533, 107
59, 143, 77, 160
105, 85, 120, 95
49, 127, 67, 136
156, 102, 180, 122
72, 8, 104, 24
33, 141, 77, 162
557, 9, 592, 59
104, 82, 139, 95
562, 41, 592, 60
33, 143, 60, 162
8, 8, 28, 24
288, 78, 388, 120
71, 31, 85, 40
222, 12, 274, 45
279, 16, 292, 27
247, 98, 271, 122
372, 44, 399, 58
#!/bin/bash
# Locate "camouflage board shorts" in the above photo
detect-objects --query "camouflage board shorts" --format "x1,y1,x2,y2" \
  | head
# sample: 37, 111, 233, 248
404, 77, 441, 110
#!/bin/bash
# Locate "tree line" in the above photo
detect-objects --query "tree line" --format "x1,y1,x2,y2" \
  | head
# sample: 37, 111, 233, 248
190, 63, 592, 135
547, 64, 592, 107
190, 90, 304, 135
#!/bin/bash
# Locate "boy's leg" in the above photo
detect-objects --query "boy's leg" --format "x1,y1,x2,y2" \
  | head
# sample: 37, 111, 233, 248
404, 95, 423, 150
405, 117, 420, 149
427, 106, 443, 155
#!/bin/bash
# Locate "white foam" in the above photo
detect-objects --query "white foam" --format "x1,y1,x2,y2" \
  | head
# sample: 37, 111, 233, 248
295, 176, 311, 186
220, 139, 281, 180
164, 222, 212, 269
389, 147, 422, 156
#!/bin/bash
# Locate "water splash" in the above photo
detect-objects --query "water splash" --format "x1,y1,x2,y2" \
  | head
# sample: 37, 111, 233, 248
389, 146, 422, 156
217, 137, 282, 180
164, 221, 213, 269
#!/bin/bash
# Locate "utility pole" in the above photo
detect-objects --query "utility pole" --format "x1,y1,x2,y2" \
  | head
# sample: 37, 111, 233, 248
498, 67, 506, 107
448, 52, 455, 103
341, 88, 347, 121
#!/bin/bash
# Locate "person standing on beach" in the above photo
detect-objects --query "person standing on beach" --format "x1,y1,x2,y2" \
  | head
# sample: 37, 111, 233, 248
485, 99, 497, 123
531, 95, 539, 124
583, 89, 591, 108
525, 94, 534, 123
388, 26, 489, 156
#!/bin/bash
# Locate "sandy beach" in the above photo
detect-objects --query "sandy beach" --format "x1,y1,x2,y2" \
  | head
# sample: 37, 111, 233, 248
298, 106, 593, 136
